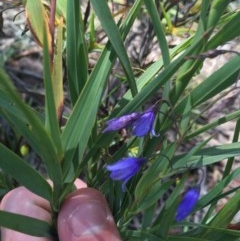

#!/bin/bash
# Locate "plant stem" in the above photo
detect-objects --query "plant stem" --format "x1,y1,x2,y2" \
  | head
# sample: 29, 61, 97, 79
49, 0, 57, 64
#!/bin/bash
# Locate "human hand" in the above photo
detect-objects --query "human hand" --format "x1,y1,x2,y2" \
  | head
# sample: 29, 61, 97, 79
0, 179, 122, 241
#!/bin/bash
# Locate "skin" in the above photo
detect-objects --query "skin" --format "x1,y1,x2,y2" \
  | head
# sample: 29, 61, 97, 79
0, 179, 122, 241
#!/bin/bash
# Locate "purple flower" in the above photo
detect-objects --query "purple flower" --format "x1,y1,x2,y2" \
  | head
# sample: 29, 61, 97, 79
175, 186, 200, 222
103, 112, 140, 133
106, 157, 147, 191
103, 107, 158, 137
131, 107, 158, 137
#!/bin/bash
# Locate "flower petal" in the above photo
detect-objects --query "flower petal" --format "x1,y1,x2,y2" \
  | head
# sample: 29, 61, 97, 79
131, 110, 155, 137
175, 186, 200, 222
106, 157, 146, 192
103, 112, 140, 132
106, 157, 137, 171
109, 167, 137, 180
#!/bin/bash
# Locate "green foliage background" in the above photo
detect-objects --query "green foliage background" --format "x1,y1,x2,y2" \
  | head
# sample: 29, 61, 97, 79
1, 0, 240, 240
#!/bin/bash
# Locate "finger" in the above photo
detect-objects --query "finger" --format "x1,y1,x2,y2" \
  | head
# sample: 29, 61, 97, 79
57, 188, 122, 241
74, 179, 87, 189
0, 186, 51, 241
46, 178, 87, 189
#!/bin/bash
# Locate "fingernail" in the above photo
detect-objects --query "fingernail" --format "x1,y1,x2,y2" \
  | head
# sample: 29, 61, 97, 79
58, 188, 119, 240
67, 198, 109, 236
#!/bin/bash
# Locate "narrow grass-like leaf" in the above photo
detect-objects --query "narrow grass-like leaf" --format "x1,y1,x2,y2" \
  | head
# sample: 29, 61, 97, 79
170, 0, 211, 103
193, 0, 211, 38
173, 138, 211, 168
25, 0, 51, 48
141, 204, 157, 229
135, 180, 173, 213
66, 0, 79, 102
170, 58, 203, 105
175, 55, 240, 114
176, 224, 240, 241
198, 167, 240, 209
173, 142, 240, 169
200, 189, 240, 239
143, 0, 170, 66
124, 230, 165, 241
0, 211, 56, 238
179, 96, 192, 135
0, 143, 52, 201
223, 119, 240, 178
43, 28, 63, 159
143, 0, 171, 105
135, 143, 176, 199
52, 17, 64, 121
168, 236, 210, 241
56, 0, 67, 19
41, 31, 63, 203
185, 110, 240, 139
90, 0, 138, 96
207, 0, 231, 29
66, 0, 88, 103
207, 11, 240, 49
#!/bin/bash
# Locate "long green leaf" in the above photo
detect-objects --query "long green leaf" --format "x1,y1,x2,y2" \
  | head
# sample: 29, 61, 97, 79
168, 236, 210, 241
124, 230, 165, 241
0, 143, 52, 201
143, 0, 170, 66
185, 110, 240, 139
90, 0, 138, 96
52, 18, 64, 121
170, 0, 211, 103
179, 224, 240, 241
175, 55, 240, 114
198, 167, 240, 209
25, 0, 51, 48
207, 0, 231, 29
223, 118, 240, 178
56, 0, 67, 19
199, 189, 240, 239
207, 11, 240, 49
173, 142, 240, 169
66, 0, 88, 103
0, 211, 56, 238
43, 29, 63, 159
210, 190, 240, 228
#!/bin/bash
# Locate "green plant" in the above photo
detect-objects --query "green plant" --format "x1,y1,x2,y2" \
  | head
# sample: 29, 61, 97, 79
1, 0, 240, 240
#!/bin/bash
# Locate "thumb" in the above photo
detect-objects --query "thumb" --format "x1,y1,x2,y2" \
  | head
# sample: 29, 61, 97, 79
57, 188, 122, 241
